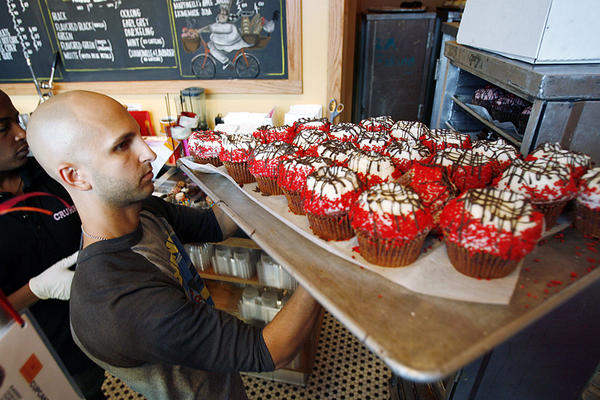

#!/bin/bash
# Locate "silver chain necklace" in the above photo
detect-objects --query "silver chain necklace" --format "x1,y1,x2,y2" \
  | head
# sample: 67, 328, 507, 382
81, 225, 109, 241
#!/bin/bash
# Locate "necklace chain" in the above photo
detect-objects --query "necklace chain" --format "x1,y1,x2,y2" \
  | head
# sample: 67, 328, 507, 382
81, 225, 109, 241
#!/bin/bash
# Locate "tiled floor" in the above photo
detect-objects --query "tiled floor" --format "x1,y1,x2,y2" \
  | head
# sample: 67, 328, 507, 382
101, 311, 392, 400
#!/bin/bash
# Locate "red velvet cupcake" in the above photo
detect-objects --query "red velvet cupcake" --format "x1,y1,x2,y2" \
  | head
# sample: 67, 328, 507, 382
347, 150, 399, 187
494, 159, 578, 228
350, 183, 433, 267
354, 130, 392, 153
316, 140, 359, 167
293, 117, 331, 133
278, 156, 333, 214
187, 130, 223, 166
429, 148, 497, 192
292, 129, 330, 156
248, 141, 299, 195
439, 187, 544, 279
359, 116, 394, 132
253, 124, 296, 144
525, 142, 591, 181
384, 140, 431, 174
302, 166, 363, 240
471, 138, 520, 176
421, 129, 472, 152
389, 120, 429, 142
574, 167, 600, 238
219, 134, 261, 184
327, 123, 364, 143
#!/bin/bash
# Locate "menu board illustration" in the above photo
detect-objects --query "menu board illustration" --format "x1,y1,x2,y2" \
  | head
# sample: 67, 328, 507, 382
0, 0, 288, 82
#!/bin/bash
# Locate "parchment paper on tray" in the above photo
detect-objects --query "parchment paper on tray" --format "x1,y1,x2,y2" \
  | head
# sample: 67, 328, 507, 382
180, 157, 562, 305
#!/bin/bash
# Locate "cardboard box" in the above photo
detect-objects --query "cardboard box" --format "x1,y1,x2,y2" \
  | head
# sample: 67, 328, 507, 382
457, 0, 600, 64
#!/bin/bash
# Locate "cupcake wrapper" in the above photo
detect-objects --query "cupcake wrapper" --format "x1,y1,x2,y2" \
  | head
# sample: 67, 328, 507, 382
574, 201, 600, 239
307, 212, 354, 241
445, 240, 520, 279
223, 161, 256, 184
356, 230, 428, 267
193, 156, 223, 167
255, 176, 283, 196
282, 188, 305, 215
531, 199, 568, 230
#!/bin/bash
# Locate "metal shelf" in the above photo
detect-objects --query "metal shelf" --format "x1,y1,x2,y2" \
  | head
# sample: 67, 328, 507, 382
450, 95, 522, 146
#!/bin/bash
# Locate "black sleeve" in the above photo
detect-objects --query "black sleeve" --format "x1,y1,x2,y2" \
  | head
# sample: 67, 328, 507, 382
71, 251, 274, 373
142, 196, 224, 243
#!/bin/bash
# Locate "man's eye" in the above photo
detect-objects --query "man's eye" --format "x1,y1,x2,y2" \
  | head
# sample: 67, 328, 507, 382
115, 141, 130, 151
0, 123, 8, 133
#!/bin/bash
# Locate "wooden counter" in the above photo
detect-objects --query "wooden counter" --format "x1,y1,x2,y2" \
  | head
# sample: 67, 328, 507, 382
180, 164, 600, 383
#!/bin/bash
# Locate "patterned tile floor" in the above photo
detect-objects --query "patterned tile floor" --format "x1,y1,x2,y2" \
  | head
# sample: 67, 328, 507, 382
101, 311, 393, 400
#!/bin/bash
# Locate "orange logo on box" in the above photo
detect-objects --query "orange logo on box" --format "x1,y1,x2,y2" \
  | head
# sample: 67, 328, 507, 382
19, 354, 42, 384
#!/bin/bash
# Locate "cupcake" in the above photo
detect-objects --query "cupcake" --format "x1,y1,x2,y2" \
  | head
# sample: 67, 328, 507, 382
359, 116, 394, 132
430, 148, 497, 192
187, 130, 223, 166
517, 106, 531, 135
347, 150, 399, 187
293, 117, 330, 133
292, 129, 329, 156
525, 142, 591, 181
573, 167, 600, 238
420, 129, 472, 152
253, 124, 296, 144
316, 140, 359, 167
472, 85, 505, 109
354, 129, 392, 153
350, 183, 433, 267
302, 166, 363, 240
471, 138, 520, 176
248, 141, 299, 195
278, 156, 333, 214
219, 134, 261, 184
494, 159, 578, 228
488, 93, 530, 123
439, 187, 544, 279
384, 140, 431, 174
400, 163, 458, 227
389, 120, 429, 142
328, 123, 364, 143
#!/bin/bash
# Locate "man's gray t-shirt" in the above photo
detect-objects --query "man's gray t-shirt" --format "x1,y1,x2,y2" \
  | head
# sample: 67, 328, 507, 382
70, 197, 274, 399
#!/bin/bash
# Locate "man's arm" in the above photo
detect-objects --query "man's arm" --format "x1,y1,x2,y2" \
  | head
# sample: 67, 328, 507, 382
262, 286, 322, 368
7, 283, 39, 311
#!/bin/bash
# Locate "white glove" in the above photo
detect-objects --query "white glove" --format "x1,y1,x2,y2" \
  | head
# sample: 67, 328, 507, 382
29, 252, 78, 301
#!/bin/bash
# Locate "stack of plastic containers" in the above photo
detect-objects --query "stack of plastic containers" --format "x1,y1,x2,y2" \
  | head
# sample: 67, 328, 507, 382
184, 243, 213, 272
256, 253, 298, 290
212, 245, 258, 279
238, 286, 291, 323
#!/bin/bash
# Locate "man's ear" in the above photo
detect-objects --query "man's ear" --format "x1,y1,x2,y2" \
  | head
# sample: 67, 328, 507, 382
57, 163, 91, 191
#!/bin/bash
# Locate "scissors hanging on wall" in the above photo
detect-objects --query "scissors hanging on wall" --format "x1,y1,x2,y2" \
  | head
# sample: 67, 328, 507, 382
328, 98, 344, 123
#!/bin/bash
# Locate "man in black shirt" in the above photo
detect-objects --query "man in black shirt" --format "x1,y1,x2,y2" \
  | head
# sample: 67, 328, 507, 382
27, 90, 322, 399
0, 89, 105, 399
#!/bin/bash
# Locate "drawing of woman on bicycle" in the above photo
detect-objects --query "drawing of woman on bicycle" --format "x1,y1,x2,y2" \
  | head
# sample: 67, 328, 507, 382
181, 0, 277, 79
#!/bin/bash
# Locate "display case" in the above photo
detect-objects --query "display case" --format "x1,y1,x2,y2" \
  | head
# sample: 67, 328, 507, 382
437, 41, 600, 161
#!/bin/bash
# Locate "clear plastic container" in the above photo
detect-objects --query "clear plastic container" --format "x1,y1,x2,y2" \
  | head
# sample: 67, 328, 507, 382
185, 243, 213, 272
257, 253, 298, 290
239, 286, 260, 321
231, 248, 256, 279
212, 246, 232, 276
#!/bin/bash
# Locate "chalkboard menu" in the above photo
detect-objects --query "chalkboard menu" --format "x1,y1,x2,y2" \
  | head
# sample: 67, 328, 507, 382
0, 0, 288, 83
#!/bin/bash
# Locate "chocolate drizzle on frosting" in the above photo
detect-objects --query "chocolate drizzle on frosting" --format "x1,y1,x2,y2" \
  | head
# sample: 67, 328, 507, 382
306, 165, 361, 196
389, 121, 429, 141
250, 141, 297, 160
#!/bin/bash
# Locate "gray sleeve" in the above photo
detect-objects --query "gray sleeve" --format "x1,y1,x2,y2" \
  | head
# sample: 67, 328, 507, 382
71, 252, 274, 373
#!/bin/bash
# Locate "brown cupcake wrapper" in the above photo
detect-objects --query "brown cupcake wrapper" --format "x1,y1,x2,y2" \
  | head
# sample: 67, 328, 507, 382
573, 201, 600, 239
223, 161, 256, 184
282, 188, 305, 215
193, 156, 223, 167
531, 199, 569, 230
445, 240, 520, 279
307, 212, 354, 241
254, 175, 283, 196
355, 230, 428, 267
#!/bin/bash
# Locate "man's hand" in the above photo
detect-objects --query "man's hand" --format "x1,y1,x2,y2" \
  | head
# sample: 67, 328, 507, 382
29, 252, 78, 300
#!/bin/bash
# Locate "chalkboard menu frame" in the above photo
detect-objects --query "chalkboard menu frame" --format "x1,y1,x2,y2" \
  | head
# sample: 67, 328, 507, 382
1, 0, 301, 95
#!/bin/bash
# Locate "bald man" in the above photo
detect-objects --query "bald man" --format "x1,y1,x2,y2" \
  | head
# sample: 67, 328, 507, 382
0, 89, 105, 399
27, 91, 322, 400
